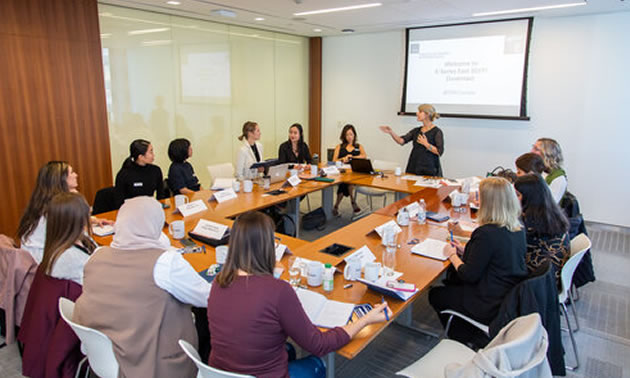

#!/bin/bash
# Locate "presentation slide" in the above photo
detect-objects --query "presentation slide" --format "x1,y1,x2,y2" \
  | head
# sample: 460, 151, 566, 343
402, 18, 531, 118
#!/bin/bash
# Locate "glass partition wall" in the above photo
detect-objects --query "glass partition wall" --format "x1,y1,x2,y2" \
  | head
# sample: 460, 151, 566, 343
99, 4, 309, 186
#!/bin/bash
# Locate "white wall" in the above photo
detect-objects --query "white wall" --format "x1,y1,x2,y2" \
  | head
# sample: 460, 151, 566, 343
322, 12, 630, 227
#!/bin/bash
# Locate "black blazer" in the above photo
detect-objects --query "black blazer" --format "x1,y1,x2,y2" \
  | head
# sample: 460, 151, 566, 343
278, 141, 312, 164
452, 224, 528, 323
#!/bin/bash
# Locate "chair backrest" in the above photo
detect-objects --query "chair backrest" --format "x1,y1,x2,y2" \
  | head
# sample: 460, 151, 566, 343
58, 298, 120, 378
559, 234, 592, 301
178, 339, 254, 378
326, 148, 335, 162
372, 160, 399, 171
207, 163, 235, 184
92, 186, 120, 215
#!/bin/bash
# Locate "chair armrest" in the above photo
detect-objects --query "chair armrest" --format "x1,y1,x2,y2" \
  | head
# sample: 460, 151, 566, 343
440, 310, 490, 336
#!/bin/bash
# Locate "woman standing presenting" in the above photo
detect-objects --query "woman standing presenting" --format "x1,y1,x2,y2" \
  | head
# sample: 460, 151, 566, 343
380, 104, 444, 176
236, 121, 264, 180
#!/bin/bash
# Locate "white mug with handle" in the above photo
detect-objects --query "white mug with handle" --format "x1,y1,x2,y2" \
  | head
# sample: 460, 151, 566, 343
343, 258, 362, 281
168, 220, 185, 239
174, 194, 189, 208
364, 261, 381, 282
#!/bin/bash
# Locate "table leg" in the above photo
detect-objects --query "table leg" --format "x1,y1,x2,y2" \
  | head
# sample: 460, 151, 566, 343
395, 191, 406, 201
321, 186, 333, 219
394, 306, 442, 338
326, 352, 335, 378
286, 197, 300, 238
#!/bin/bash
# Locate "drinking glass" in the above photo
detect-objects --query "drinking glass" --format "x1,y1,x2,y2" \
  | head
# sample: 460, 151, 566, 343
288, 256, 301, 287
382, 228, 397, 277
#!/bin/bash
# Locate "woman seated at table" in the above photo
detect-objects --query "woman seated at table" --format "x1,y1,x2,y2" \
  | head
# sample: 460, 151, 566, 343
73, 196, 211, 378
207, 211, 390, 378
429, 177, 528, 344
167, 138, 201, 194
18, 192, 97, 377
115, 139, 166, 202
236, 121, 265, 180
531, 137, 567, 203
278, 123, 312, 166
515, 174, 570, 288
379, 104, 444, 177
17, 161, 111, 264
332, 124, 366, 215
515, 152, 545, 177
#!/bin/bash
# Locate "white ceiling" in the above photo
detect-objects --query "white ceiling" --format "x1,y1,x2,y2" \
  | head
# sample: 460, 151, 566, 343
100, 0, 629, 36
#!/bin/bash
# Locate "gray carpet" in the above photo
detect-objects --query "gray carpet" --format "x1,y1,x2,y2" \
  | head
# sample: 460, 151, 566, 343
2, 193, 629, 377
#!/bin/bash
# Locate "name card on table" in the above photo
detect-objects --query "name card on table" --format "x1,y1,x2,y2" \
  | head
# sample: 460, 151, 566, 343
211, 178, 235, 190
275, 243, 292, 261
192, 219, 228, 240
210, 188, 237, 203
177, 199, 208, 217
321, 166, 340, 176
287, 175, 301, 187
343, 245, 376, 267
405, 202, 420, 219
373, 220, 402, 239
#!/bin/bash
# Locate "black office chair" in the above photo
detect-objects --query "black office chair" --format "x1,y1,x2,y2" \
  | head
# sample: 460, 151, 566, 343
327, 148, 335, 163
92, 187, 121, 215
160, 178, 172, 199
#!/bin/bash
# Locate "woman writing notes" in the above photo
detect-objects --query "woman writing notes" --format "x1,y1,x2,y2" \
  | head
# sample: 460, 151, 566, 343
236, 121, 264, 180
380, 104, 444, 176
332, 124, 366, 215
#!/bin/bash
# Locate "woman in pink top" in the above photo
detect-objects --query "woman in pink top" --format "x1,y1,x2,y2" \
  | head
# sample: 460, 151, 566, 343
207, 212, 390, 378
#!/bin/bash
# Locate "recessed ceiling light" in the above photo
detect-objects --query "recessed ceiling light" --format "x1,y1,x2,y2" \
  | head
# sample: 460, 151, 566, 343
166, 1, 180, 5
128, 27, 170, 36
473, 2, 586, 17
211, 9, 237, 18
313, 28, 322, 32
255, 17, 265, 21
294, 3, 382, 16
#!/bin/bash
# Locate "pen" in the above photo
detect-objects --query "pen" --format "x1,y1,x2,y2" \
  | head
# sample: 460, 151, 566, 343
450, 231, 454, 243
476, 191, 479, 202
344, 284, 353, 289
381, 296, 389, 321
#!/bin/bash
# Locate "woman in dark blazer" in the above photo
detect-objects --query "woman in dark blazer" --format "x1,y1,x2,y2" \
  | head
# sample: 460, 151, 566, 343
278, 123, 312, 165
429, 177, 528, 344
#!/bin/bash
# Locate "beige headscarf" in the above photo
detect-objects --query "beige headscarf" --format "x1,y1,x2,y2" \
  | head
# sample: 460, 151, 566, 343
111, 196, 169, 251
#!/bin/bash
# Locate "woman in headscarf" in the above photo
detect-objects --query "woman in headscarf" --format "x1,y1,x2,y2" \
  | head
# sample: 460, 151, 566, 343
73, 196, 211, 378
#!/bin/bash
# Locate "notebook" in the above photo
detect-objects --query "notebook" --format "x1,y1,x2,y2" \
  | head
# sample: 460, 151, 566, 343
92, 224, 114, 237
410, 238, 450, 261
295, 288, 354, 328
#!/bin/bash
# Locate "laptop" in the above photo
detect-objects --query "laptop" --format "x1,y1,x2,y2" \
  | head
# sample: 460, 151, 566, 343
350, 158, 378, 175
268, 163, 290, 183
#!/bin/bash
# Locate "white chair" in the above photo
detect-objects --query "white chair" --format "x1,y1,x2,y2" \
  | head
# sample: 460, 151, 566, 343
397, 313, 551, 378
558, 233, 591, 371
178, 339, 254, 378
58, 298, 119, 378
207, 163, 235, 186
353, 160, 399, 213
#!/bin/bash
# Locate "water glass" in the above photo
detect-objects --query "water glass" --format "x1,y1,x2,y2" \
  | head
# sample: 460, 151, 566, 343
288, 256, 301, 287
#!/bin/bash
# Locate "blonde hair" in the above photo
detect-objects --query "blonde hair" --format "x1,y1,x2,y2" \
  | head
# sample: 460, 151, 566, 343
536, 138, 563, 171
238, 121, 258, 141
477, 177, 522, 232
418, 104, 439, 122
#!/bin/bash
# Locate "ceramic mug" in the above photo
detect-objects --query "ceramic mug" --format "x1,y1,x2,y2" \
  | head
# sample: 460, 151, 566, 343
174, 194, 189, 208
311, 164, 318, 176
343, 258, 362, 281
232, 180, 240, 193
364, 261, 381, 282
215, 245, 229, 264
243, 180, 253, 193
306, 261, 324, 287
168, 220, 185, 239
394, 167, 402, 176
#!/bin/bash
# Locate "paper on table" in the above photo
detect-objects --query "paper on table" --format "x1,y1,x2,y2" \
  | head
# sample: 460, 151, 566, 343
459, 221, 478, 232
211, 178, 235, 190
192, 219, 228, 240
374, 220, 402, 239
177, 200, 208, 217
414, 178, 441, 188
92, 224, 114, 237
357, 275, 417, 301
401, 174, 423, 181
343, 245, 376, 267
275, 243, 290, 262
410, 238, 450, 261
296, 288, 354, 329
292, 257, 317, 277
322, 166, 340, 175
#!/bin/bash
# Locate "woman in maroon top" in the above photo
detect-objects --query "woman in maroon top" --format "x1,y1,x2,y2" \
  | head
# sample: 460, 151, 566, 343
207, 212, 390, 378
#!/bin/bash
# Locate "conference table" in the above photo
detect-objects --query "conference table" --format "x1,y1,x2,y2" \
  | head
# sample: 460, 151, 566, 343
93, 167, 478, 378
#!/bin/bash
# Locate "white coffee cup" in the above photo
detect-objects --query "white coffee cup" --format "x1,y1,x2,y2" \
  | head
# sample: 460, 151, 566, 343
289, 169, 298, 177
310, 164, 318, 176
243, 180, 253, 193
364, 261, 381, 282
394, 167, 402, 176
343, 258, 362, 281
306, 261, 324, 287
232, 180, 240, 193
174, 194, 189, 208
215, 245, 229, 264
335, 161, 343, 168
168, 220, 185, 239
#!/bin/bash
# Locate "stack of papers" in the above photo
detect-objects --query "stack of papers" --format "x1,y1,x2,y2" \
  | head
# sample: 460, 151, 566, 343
414, 178, 441, 188
411, 238, 450, 261
92, 224, 114, 237
358, 273, 417, 301
296, 289, 354, 328
401, 174, 423, 181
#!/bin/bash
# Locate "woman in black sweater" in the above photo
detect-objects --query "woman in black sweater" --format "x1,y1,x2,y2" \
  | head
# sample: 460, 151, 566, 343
278, 123, 312, 165
429, 177, 528, 343
167, 138, 200, 195
115, 139, 166, 202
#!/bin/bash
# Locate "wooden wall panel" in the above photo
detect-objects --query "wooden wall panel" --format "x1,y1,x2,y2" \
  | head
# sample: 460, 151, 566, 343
308, 37, 322, 159
0, 0, 111, 236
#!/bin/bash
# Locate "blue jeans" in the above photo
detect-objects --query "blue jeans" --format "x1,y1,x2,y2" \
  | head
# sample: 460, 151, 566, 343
288, 355, 326, 378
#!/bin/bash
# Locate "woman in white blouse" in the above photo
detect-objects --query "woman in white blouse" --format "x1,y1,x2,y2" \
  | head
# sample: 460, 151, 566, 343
39, 192, 97, 285
235, 121, 264, 180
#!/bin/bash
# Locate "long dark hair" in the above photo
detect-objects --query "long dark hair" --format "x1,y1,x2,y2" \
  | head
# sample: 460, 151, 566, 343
17, 161, 70, 242
339, 124, 358, 148
39, 192, 96, 276
515, 153, 545, 175
122, 139, 151, 169
288, 123, 305, 147
514, 174, 569, 236
215, 212, 276, 287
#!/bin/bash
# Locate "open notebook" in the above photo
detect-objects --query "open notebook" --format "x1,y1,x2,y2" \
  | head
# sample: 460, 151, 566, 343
410, 238, 450, 261
295, 289, 354, 329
